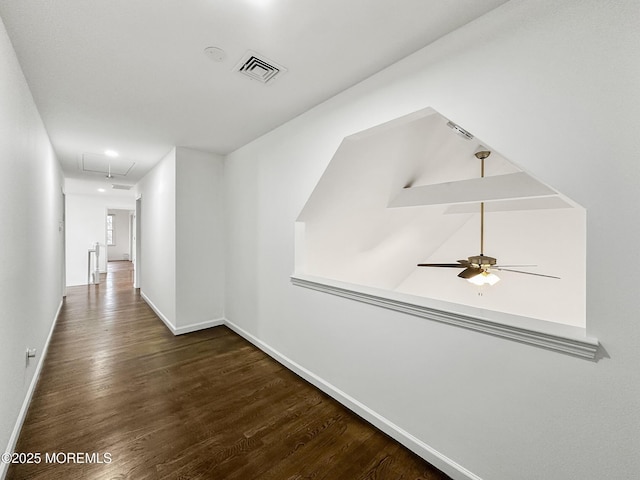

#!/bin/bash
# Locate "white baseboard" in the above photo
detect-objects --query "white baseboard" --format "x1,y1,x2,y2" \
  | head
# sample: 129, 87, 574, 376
140, 291, 177, 333
1, 300, 63, 480
140, 291, 224, 335
174, 318, 225, 335
223, 318, 482, 480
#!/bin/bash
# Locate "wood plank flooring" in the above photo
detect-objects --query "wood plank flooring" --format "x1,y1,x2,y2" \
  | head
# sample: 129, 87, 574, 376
8, 261, 451, 480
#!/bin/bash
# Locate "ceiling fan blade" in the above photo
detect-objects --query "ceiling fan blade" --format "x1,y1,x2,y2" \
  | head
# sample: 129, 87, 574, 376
494, 268, 560, 279
494, 264, 537, 268
417, 263, 467, 268
458, 267, 482, 279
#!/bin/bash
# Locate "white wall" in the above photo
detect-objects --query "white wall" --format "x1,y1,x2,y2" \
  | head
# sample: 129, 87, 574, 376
65, 195, 134, 286
176, 147, 225, 328
223, 1, 640, 479
107, 209, 132, 261
137, 147, 225, 331
0, 15, 64, 475
137, 148, 177, 326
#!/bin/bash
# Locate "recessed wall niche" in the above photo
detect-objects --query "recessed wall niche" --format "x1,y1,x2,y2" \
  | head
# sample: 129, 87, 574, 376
294, 108, 586, 328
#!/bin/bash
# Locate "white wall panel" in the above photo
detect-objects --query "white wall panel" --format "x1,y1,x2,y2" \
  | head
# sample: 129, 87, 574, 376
137, 149, 177, 327
0, 15, 64, 473
223, 1, 640, 478
176, 147, 225, 327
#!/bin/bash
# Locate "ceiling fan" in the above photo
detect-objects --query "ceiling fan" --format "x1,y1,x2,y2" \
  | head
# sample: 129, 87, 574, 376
417, 150, 560, 285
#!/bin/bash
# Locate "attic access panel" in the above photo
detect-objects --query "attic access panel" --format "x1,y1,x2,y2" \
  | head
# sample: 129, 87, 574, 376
294, 107, 585, 328
81, 153, 136, 177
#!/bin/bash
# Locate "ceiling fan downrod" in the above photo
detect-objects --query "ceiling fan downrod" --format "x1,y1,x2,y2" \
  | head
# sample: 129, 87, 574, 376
416, 149, 559, 282
474, 150, 491, 257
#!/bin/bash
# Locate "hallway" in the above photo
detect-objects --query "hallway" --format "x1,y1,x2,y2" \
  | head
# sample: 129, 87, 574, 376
8, 262, 449, 480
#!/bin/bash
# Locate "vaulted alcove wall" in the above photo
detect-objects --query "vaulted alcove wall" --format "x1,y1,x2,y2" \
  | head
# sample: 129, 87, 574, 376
296, 108, 585, 327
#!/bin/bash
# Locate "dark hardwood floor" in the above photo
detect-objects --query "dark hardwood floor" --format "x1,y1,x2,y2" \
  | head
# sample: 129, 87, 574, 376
8, 261, 451, 480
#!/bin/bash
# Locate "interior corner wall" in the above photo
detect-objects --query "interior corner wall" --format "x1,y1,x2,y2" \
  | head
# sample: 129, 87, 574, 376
175, 147, 225, 328
65, 195, 134, 286
137, 147, 225, 332
137, 148, 177, 328
0, 14, 64, 472
223, 1, 640, 479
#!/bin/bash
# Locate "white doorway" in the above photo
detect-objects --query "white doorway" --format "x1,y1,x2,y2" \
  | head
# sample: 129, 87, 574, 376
106, 208, 134, 262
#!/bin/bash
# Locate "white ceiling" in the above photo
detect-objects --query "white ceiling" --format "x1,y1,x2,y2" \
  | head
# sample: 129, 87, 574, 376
0, 0, 509, 187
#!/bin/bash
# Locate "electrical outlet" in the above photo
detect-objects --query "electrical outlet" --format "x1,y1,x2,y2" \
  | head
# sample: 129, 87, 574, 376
26, 348, 36, 362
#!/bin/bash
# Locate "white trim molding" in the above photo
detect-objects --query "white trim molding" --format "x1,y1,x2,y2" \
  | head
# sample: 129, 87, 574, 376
174, 318, 225, 335
141, 291, 176, 333
291, 274, 600, 360
224, 318, 482, 480
140, 291, 224, 335
2, 300, 63, 480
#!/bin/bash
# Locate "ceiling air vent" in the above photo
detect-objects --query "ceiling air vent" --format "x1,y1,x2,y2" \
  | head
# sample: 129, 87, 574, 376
234, 50, 287, 84
447, 121, 474, 141
112, 184, 133, 190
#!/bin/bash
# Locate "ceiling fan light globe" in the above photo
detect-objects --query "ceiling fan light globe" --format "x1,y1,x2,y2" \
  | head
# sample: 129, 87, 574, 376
467, 271, 500, 286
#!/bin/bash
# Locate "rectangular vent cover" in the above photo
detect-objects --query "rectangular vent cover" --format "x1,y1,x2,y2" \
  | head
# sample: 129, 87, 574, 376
234, 50, 287, 84
112, 184, 133, 190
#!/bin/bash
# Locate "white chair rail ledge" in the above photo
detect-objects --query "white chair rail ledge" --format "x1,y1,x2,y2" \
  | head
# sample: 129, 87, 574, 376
290, 274, 600, 360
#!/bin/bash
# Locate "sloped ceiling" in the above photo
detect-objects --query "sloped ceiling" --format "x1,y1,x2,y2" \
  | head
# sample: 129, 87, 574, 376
297, 108, 585, 326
